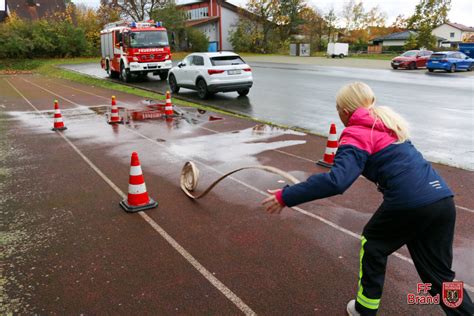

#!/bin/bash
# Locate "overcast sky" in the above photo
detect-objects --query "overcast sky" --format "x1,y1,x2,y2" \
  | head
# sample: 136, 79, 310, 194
72, 0, 473, 26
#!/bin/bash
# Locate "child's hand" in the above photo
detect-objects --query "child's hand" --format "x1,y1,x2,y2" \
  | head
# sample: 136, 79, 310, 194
262, 189, 284, 214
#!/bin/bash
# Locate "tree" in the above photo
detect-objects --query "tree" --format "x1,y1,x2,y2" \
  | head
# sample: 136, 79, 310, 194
102, 0, 168, 21
299, 6, 326, 51
389, 14, 407, 32
341, 0, 365, 32
404, 33, 418, 50
279, 0, 307, 39
364, 6, 386, 28
186, 28, 209, 52
151, 3, 187, 50
406, 0, 451, 30
416, 24, 437, 49
246, 0, 279, 52
324, 8, 338, 43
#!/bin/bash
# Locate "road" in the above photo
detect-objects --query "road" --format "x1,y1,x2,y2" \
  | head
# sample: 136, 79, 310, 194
1, 74, 473, 315
63, 61, 474, 171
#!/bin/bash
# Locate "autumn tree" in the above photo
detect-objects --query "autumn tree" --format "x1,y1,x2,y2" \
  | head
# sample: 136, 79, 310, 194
279, 0, 307, 39
406, 0, 451, 30
151, 3, 186, 50
246, 0, 279, 52
101, 0, 169, 21
299, 6, 326, 51
324, 8, 338, 43
406, 0, 449, 49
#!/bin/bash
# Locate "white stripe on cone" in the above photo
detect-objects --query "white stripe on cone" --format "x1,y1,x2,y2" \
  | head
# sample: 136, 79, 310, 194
129, 166, 142, 176
325, 147, 337, 155
128, 183, 147, 194
55, 109, 61, 114
328, 133, 338, 141
54, 117, 63, 123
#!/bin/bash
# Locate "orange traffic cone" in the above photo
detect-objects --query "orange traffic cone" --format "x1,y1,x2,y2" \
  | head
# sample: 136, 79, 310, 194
164, 91, 173, 117
52, 99, 67, 131
120, 152, 158, 213
317, 123, 338, 168
108, 96, 122, 124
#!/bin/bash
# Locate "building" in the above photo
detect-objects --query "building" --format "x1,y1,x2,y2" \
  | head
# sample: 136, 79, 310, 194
1, 0, 8, 21
0, 0, 65, 22
432, 22, 474, 48
178, 0, 248, 51
371, 30, 444, 49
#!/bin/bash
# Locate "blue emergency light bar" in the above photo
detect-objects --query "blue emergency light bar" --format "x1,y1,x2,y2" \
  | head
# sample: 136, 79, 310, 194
156, 22, 162, 27
130, 22, 137, 27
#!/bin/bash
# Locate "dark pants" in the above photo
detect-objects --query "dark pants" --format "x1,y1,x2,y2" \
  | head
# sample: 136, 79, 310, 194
355, 197, 474, 315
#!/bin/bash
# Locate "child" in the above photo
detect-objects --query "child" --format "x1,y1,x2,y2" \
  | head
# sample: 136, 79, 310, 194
262, 82, 473, 315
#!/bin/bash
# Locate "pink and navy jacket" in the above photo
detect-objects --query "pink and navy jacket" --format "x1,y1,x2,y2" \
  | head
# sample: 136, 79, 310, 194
278, 108, 453, 209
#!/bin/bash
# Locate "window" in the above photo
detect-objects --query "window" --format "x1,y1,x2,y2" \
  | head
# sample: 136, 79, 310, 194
210, 56, 246, 66
186, 7, 209, 20
450, 32, 455, 38
184, 56, 193, 66
192, 56, 204, 66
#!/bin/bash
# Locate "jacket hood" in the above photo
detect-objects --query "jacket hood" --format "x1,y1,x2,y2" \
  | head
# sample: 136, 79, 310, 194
348, 107, 391, 133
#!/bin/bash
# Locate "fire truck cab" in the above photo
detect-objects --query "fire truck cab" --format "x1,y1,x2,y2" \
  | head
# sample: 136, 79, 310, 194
100, 20, 172, 82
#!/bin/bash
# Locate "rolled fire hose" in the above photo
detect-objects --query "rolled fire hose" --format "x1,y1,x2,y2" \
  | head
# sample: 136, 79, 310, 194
180, 161, 301, 199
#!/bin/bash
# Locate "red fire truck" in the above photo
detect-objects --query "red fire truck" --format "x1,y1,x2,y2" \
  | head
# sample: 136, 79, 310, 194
100, 20, 172, 82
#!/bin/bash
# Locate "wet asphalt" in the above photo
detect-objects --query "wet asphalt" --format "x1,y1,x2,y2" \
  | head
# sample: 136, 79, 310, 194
63, 61, 474, 171
1, 74, 472, 315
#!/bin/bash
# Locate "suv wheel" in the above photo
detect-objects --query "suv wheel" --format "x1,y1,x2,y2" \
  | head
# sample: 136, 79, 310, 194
120, 63, 131, 82
339, 53, 344, 58
409, 62, 416, 70
448, 64, 456, 73
467, 63, 473, 72
237, 89, 249, 97
169, 74, 180, 93
197, 79, 209, 99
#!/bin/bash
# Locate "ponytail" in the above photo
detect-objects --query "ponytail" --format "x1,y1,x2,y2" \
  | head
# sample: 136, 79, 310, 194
370, 106, 410, 143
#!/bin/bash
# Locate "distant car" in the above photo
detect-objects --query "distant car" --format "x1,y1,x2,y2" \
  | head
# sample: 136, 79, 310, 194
391, 50, 433, 70
168, 52, 253, 99
427, 51, 474, 73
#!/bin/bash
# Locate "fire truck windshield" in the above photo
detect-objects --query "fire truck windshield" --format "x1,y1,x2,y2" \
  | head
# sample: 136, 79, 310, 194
129, 31, 169, 48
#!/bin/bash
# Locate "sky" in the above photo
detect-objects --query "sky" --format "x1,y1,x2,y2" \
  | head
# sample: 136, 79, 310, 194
71, 0, 473, 27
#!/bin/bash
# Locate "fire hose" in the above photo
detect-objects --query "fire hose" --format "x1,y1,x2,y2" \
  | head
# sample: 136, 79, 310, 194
180, 161, 301, 199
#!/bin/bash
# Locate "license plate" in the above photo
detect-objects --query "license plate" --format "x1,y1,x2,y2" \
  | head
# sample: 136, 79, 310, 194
228, 69, 241, 75
431, 61, 438, 64
148, 64, 158, 68
393, 63, 399, 65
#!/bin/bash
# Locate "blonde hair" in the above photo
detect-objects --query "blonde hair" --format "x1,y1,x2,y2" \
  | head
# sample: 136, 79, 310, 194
336, 82, 409, 143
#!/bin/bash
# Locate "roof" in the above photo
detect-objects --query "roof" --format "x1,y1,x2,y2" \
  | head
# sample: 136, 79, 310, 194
178, 0, 250, 16
188, 51, 239, 57
185, 16, 219, 27
442, 22, 474, 32
6, 0, 65, 20
372, 30, 418, 41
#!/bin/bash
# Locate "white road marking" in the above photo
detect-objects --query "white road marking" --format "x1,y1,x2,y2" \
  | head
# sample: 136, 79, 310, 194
6, 78, 257, 315
18, 77, 474, 294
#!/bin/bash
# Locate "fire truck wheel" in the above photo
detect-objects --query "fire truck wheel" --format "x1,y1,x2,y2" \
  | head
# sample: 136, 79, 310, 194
168, 74, 180, 93
158, 72, 167, 81
120, 63, 131, 82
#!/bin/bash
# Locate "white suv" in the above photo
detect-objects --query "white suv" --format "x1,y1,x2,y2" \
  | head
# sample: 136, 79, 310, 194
168, 52, 253, 99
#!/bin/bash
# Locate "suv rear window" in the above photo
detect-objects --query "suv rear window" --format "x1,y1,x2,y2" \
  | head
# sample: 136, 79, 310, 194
430, 54, 446, 59
210, 56, 245, 66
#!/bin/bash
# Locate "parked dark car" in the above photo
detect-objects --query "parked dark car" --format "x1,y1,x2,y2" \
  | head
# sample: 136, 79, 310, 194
427, 51, 474, 73
391, 50, 433, 70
